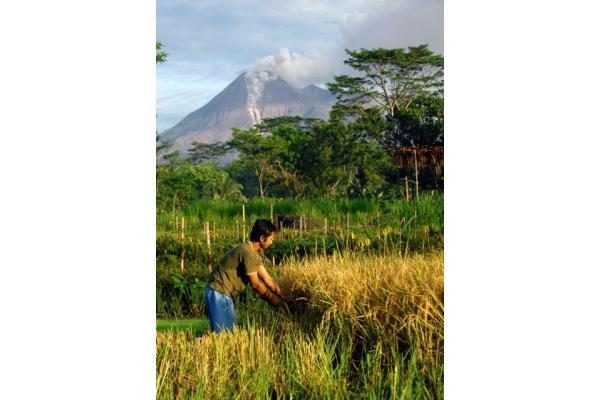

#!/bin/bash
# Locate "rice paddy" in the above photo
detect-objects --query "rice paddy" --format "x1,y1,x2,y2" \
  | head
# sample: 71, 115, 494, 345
156, 251, 444, 399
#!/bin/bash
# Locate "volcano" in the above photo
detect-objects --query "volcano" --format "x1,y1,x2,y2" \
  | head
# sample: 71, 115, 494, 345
159, 71, 335, 158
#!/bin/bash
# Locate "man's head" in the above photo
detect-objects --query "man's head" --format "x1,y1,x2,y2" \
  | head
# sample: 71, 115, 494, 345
250, 219, 278, 250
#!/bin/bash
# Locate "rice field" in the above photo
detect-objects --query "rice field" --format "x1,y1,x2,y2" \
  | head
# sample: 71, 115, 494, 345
156, 251, 444, 399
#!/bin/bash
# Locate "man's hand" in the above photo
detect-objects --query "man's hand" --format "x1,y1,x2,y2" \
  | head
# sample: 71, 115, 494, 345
261, 290, 281, 307
280, 294, 295, 304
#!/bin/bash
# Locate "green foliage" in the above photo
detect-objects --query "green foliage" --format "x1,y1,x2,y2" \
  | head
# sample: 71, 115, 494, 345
384, 95, 444, 148
156, 269, 209, 318
156, 319, 210, 336
227, 115, 390, 199
325, 45, 445, 193
156, 160, 246, 210
228, 126, 291, 198
328, 45, 443, 118
187, 141, 229, 163
156, 41, 168, 64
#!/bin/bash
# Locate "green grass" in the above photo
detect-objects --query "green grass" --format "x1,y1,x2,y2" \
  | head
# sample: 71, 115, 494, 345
156, 318, 210, 336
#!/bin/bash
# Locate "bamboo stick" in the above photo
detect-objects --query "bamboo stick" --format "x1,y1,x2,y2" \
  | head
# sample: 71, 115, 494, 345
206, 221, 212, 272
180, 217, 185, 272
242, 204, 246, 241
414, 148, 419, 200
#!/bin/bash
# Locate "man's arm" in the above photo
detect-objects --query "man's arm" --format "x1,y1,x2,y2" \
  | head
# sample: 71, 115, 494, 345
246, 272, 280, 306
257, 265, 287, 299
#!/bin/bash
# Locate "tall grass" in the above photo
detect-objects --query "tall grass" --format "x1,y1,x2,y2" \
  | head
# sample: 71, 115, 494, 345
157, 251, 444, 399
157, 193, 443, 230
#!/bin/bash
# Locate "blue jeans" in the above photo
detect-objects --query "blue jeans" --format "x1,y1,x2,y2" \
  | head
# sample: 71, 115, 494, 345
204, 286, 236, 333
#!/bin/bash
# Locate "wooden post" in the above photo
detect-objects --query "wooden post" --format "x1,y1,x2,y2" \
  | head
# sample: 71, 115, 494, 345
180, 217, 185, 272
414, 148, 419, 200
404, 176, 410, 202
270, 202, 274, 223
206, 221, 212, 272
346, 211, 350, 230
324, 217, 328, 235
236, 217, 239, 241
242, 204, 246, 241
299, 215, 303, 238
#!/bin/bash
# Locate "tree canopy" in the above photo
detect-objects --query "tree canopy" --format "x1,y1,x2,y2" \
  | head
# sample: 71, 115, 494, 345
327, 45, 443, 119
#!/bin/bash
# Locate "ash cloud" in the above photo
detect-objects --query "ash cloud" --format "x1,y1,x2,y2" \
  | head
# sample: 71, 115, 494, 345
249, 48, 335, 88
246, 0, 443, 89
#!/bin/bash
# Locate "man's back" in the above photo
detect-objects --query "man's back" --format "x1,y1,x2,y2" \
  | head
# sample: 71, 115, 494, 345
207, 241, 262, 298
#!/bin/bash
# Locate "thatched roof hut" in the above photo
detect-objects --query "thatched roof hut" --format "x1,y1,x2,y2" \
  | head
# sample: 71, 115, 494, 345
388, 146, 444, 176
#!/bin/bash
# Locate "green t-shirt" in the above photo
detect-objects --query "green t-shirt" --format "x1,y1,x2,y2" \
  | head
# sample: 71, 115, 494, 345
207, 241, 264, 298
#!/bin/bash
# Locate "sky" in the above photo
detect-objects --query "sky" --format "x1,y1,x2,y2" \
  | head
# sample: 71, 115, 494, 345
156, 0, 444, 133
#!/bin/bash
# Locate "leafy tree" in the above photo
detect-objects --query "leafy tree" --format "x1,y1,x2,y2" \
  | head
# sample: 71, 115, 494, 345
384, 95, 444, 148
325, 45, 444, 192
253, 117, 319, 197
189, 162, 246, 201
225, 159, 260, 198
157, 160, 246, 210
300, 120, 390, 197
327, 45, 443, 119
156, 158, 197, 210
156, 42, 168, 64
187, 141, 230, 164
227, 127, 288, 198
227, 115, 390, 199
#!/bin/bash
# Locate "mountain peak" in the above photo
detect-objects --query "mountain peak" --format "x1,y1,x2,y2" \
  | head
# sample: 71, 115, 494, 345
160, 73, 335, 160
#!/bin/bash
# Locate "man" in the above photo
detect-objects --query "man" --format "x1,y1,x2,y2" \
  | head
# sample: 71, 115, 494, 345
204, 219, 290, 333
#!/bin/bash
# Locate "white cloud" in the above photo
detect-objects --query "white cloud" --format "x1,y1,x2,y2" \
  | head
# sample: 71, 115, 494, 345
339, 0, 444, 54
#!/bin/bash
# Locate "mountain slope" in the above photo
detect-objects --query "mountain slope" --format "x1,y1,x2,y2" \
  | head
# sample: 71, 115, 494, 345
159, 71, 335, 156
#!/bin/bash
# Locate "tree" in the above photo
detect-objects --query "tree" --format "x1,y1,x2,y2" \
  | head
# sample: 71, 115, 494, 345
227, 127, 287, 198
187, 141, 230, 164
325, 45, 444, 192
384, 95, 444, 148
300, 120, 390, 197
189, 163, 246, 201
327, 45, 443, 119
156, 42, 168, 64
156, 159, 246, 210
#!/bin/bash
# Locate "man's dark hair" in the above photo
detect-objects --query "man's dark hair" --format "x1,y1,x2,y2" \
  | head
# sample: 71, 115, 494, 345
250, 219, 278, 241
